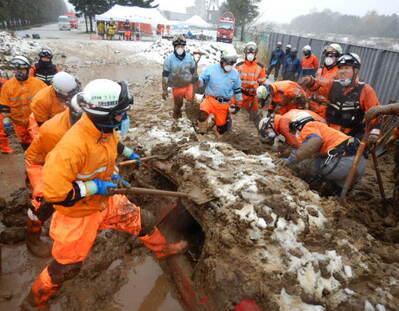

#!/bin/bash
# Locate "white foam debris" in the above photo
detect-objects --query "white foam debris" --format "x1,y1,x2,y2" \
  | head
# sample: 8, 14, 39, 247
376, 304, 386, 311
344, 288, 356, 295
364, 300, 376, 311
280, 288, 326, 311
344, 265, 353, 278
139, 38, 236, 66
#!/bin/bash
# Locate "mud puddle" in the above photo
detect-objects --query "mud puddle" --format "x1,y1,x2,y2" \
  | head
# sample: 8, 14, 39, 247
109, 256, 184, 311
0, 153, 26, 198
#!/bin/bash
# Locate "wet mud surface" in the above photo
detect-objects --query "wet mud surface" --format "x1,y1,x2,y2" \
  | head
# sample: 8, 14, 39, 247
1, 29, 399, 311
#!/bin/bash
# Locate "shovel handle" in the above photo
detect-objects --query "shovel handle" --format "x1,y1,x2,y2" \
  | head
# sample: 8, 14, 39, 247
119, 155, 160, 166
111, 187, 191, 199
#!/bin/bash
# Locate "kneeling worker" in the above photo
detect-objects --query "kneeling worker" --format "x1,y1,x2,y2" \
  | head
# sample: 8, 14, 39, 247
277, 115, 366, 194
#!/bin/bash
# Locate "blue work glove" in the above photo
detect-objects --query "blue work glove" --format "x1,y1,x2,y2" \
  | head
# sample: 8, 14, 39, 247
123, 146, 142, 163
3, 117, 13, 136
111, 173, 131, 188
85, 179, 117, 196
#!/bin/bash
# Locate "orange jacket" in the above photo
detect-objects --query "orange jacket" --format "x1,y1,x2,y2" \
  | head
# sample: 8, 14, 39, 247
274, 109, 326, 148
235, 60, 266, 95
30, 85, 66, 124
316, 65, 339, 80
43, 113, 119, 217
309, 78, 380, 133
301, 55, 318, 71
298, 121, 349, 156
25, 108, 71, 165
269, 81, 306, 114
0, 77, 46, 126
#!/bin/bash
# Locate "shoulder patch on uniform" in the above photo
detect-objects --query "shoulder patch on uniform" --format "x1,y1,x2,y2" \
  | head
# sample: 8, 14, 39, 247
236, 61, 244, 66
257, 62, 265, 68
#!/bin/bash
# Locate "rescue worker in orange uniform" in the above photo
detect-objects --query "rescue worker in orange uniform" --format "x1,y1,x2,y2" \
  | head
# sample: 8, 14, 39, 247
29, 48, 61, 86
316, 43, 342, 80
21, 79, 186, 310
1, 56, 46, 150
197, 49, 242, 135
25, 95, 83, 258
266, 80, 307, 116
162, 36, 197, 119
300, 53, 380, 138
235, 42, 267, 117
258, 109, 326, 148
0, 77, 14, 153
301, 45, 318, 77
276, 115, 366, 195
30, 71, 80, 126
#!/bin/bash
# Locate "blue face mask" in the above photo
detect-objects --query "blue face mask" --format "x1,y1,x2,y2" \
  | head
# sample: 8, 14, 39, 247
119, 114, 130, 137
267, 131, 276, 138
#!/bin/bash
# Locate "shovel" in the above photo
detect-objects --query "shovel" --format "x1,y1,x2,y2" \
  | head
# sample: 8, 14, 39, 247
111, 186, 214, 205
119, 154, 171, 166
370, 147, 386, 201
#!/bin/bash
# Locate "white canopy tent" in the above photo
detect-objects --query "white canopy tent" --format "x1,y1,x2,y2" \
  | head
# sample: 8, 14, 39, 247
184, 15, 212, 29
95, 4, 170, 26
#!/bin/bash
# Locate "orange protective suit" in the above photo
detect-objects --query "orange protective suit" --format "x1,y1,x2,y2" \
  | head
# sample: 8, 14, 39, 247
268, 81, 306, 115
307, 78, 380, 135
25, 108, 73, 211
316, 65, 339, 80
43, 113, 119, 217
235, 60, 266, 112
0, 76, 46, 144
297, 121, 349, 156
200, 95, 231, 127
30, 85, 66, 124
172, 84, 194, 104
301, 55, 319, 75
274, 109, 326, 148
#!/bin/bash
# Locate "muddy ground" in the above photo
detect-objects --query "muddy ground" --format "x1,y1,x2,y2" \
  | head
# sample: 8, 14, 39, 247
0, 25, 399, 310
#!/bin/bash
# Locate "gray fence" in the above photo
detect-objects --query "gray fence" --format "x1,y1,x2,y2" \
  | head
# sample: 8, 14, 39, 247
268, 32, 399, 105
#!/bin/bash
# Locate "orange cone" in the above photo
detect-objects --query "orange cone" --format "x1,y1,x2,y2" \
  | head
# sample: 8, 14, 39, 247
139, 227, 187, 259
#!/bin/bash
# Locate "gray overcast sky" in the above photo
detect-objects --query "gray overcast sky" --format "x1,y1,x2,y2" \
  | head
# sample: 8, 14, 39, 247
158, 0, 399, 23
65, 0, 399, 23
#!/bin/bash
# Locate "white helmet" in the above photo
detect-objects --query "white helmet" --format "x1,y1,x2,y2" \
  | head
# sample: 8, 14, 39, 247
220, 47, 238, 64
258, 116, 276, 142
303, 45, 311, 52
325, 43, 343, 56
244, 41, 258, 54
286, 44, 292, 49
256, 85, 269, 99
52, 72, 79, 97
69, 94, 83, 124
78, 79, 133, 132
10, 55, 31, 69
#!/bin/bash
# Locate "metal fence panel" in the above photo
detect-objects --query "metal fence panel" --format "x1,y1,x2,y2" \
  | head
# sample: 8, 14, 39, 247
267, 32, 399, 105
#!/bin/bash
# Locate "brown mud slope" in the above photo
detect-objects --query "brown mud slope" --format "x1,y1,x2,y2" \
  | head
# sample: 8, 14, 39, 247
123, 76, 399, 310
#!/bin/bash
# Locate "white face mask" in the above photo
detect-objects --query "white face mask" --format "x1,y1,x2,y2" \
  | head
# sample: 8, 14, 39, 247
246, 53, 255, 61
224, 65, 233, 72
338, 79, 352, 87
324, 57, 334, 66
176, 48, 184, 56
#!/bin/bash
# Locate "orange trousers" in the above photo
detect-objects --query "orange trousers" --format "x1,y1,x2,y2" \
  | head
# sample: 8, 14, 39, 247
50, 194, 141, 264
200, 96, 230, 126
238, 94, 258, 112
14, 122, 33, 144
172, 84, 194, 104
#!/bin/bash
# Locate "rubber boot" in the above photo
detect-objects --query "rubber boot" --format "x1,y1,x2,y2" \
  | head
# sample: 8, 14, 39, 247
21, 142, 30, 151
139, 227, 187, 259
26, 219, 52, 258
20, 268, 60, 310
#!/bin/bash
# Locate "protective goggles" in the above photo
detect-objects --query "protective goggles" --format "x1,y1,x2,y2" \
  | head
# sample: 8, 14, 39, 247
39, 50, 52, 58
337, 54, 359, 67
324, 51, 340, 57
223, 58, 236, 66
10, 60, 30, 69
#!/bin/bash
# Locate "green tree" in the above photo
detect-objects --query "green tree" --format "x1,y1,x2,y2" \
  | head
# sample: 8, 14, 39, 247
221, 0, 261, 41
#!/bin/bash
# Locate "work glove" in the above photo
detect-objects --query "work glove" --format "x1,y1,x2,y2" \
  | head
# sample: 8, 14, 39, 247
122, 146, 142, 164
229, 104, 240, 114
34, 199, 55, 222
274, 156, 295, 168
85, 179, 117, 196
364, 106, 383, 123
162, 89, 168, 100
368, 128, 381, 145
298, 76, 314, 88
111, 173, 131, 188
3, 117, 12, 136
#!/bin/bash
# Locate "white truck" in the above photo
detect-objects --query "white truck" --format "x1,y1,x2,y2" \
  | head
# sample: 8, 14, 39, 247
58, 15, 71, 31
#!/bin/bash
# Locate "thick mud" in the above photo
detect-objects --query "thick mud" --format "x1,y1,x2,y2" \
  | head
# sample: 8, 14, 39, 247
1, 30, 399, 311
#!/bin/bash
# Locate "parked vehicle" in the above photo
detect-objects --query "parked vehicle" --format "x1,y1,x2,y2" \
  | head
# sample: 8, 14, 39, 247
58, 16, 71, 31
216, 12, 235, 43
